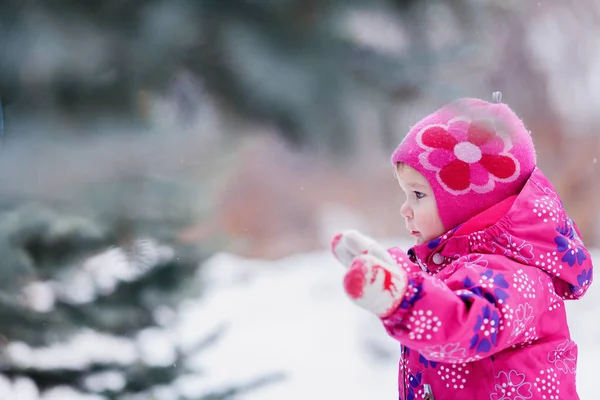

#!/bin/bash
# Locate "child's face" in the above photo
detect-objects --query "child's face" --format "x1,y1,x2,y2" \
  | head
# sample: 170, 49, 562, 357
395, 164, 446, 245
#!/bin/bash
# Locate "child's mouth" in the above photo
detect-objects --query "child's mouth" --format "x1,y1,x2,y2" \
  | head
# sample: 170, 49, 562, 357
411, 231, 420, 237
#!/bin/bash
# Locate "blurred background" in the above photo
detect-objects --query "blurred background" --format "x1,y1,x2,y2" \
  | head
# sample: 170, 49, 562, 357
0, 0, 598, 399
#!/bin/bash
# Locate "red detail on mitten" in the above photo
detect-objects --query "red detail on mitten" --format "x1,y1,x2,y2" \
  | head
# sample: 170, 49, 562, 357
343, 261, 367, 299
330, 233, 343, 257
379, 266, 398, 294
343, 255, 408, 318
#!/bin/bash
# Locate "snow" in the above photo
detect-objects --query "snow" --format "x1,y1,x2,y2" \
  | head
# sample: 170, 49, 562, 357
7, 332, 138, 370
178, 250, 400, 399
2, 240, 599, 399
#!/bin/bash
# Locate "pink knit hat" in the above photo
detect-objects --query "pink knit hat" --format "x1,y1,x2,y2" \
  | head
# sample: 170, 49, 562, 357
391, 95, 536, 230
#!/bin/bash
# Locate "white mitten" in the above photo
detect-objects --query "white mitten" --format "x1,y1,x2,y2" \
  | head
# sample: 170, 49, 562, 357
330, 230, 407, 318
343, 254, 407, 318
331, 229, 396, 268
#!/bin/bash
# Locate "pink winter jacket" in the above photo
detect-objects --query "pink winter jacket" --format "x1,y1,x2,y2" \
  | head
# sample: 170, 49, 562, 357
383, 168, 594, 400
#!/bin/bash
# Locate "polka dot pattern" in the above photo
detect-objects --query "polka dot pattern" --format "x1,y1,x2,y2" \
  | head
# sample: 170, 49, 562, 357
535, 251, 562, 276
468, 231, 488, 249
533, 195, 562, 224
534, 368, 561, 399
548, 296, 562, 311
389, 248, 422, 274
498, 303, 514, 332
524, 326, 538, 342
512, 339, 537, 350
478, 314, 498, 339
479, 274, 500, 289
463, 354, 483, 363
541, 276, 555, 294
512, 269, 537, 299
437, 363, 469, 390
562, 290, 576, 300
408, 310, 442, 341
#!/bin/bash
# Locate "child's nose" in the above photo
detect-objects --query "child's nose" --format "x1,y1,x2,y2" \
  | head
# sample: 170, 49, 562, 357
400, 202, 413, 219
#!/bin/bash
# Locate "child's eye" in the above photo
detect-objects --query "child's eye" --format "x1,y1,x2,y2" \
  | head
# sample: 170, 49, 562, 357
414, 191, 425, 199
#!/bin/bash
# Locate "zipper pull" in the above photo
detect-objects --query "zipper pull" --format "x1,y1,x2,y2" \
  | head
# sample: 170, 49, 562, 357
423, 384, 434, 400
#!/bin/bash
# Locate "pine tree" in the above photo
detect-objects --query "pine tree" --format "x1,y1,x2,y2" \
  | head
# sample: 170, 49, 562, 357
0, 0, 488, 398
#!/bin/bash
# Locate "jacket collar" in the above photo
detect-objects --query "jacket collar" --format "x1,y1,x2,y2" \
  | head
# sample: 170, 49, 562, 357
407, 195, 518, 273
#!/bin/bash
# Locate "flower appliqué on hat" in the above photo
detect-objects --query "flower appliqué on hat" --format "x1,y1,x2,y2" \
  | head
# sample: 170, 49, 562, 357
416, 117, 520, 194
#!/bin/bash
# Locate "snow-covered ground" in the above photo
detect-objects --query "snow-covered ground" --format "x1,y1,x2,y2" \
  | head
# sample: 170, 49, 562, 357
177, 249, 400, 399
2, 240, 598, 399
182, 241, 600, 400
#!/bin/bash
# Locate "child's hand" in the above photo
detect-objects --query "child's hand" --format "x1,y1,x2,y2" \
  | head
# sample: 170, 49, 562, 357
330, 230, 396, 269
343, 254, 407, 318
331, 230, 407, 317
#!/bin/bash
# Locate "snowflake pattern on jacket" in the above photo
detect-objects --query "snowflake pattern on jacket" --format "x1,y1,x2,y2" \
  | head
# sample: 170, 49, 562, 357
382, 168, 593, 400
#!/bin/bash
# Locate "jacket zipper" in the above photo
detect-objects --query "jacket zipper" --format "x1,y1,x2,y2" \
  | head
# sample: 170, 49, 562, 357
402, 345, 434, 400
423, 383, 434, 399
401, 344, 407, 400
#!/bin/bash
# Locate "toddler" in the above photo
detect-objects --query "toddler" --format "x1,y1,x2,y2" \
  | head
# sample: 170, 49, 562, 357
331, 95, 594, 400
